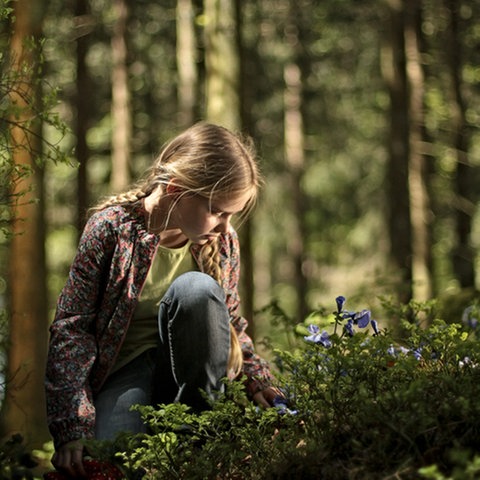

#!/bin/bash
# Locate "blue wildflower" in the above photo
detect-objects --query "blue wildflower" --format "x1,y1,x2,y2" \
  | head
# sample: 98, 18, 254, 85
412, 348, 423, 361
341, 310, 356, 321
354, 309, 371, 328
335, 295, 346, 313
370, 319, 379, 335
462, 306, 479, 330
344, 319, 355, 337
304, 325, 332, 347
387, 345, 396, 356
272, 395, 298, 415
387, 344, 421, 360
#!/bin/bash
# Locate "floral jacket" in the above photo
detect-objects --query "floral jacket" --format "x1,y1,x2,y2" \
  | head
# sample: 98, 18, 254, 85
45, 204, 274, 448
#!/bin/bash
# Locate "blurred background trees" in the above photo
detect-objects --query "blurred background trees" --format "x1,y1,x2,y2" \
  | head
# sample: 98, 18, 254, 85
0, 0, 479, 447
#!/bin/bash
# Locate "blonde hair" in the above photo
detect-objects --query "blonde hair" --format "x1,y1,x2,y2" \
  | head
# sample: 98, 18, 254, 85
92, 122, 261, 379
90, 122, 261, 217
198, 239, 243, 379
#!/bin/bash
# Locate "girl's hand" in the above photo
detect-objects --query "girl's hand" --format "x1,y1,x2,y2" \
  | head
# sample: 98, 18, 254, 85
252, 386, 284, 408
52, 440, 87, 478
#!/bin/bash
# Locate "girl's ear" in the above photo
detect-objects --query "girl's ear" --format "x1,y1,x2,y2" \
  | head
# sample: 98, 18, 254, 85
165, 179, 184, 196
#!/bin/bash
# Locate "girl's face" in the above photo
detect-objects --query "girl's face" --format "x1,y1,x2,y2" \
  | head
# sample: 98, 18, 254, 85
174, 190, 252, 245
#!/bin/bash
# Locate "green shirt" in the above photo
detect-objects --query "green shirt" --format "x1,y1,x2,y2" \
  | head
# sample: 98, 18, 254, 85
112, 241, 194, 372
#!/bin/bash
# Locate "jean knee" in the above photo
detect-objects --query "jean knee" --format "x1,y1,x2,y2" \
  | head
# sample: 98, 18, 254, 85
169, 271, 224, 306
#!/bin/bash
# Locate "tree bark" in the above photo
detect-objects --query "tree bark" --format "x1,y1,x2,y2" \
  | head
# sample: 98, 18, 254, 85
75, 0, 91, 233
283, 1, 309, 322
1, 0, 50, 447
235, 0, 256, 338
405, 0, 434, 301
204, 0, 240, 130
110, 0, 132, 192
176, 0, 198, 128
445, 0, 476, 289
382, 0, 413, 304
283, 63, 308, 323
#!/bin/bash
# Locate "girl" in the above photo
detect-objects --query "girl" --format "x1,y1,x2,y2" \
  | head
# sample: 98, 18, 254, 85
45, 122, 279, 477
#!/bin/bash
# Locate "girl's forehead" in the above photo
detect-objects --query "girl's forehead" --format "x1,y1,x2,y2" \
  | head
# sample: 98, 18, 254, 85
208, 190, 253, 213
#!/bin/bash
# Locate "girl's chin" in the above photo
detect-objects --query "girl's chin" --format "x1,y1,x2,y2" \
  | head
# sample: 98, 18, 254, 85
195, 234, 218, 244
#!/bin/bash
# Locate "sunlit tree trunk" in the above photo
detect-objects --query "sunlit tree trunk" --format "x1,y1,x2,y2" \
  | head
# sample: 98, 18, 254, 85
235, 0, 255, 338
176, 0, 198, 128
1, 0, 50, 447
75, 0, 92, 232
204, 0, 240, 130
284, 1, 309, 322
110, 0, 131, 192
405, 0, 434, 301
382, 0, 413, 304
445, 0, 476, 289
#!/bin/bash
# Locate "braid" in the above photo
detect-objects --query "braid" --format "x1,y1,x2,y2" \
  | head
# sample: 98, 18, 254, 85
89, 191, 145, 214
199, 239, 243, 379
89, 189, 147, 213
198, 240, 222, 283
88, 162, 164, 217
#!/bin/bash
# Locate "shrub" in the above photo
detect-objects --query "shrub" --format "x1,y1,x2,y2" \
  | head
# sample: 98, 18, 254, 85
86, 296, 480, 479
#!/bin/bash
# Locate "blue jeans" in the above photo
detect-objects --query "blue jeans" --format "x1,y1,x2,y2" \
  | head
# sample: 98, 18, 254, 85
94, 272, 231, 440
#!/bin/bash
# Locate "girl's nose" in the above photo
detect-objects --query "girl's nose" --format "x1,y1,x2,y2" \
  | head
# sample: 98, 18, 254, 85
215, 215, 232, 233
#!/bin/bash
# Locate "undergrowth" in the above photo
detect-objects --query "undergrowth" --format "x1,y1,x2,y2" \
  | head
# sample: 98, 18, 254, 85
2, 296, 480, 479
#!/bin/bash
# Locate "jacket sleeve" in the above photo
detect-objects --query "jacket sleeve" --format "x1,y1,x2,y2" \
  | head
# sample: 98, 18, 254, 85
45, 212, 116, 448
220, 230, 275, 397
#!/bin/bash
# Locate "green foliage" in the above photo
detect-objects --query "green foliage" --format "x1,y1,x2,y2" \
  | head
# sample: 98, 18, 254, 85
0, 0, 72, 237
89, 381, 303, 480
0, 435, 54, 480
1, 297, 479, 478
0, 434, 38, 480
79, 298, 480, 479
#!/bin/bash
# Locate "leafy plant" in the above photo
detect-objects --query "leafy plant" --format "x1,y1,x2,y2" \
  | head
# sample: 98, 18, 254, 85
0, 434, 38, 480
83, 296, 480, 479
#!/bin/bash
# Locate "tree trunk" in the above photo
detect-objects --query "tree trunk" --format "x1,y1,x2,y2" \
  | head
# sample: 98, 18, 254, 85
382, 0, 413, 304
1, 0, 50, 447
75, 0, 91, 233
283, 1, 309, 322
283, 61, 308, 322
204, 0, 240, 130
110, 0, 131, 192
405, 0, 434, 301
176, 0, 198, 128
445, 0, 476, 289
236, 0, 255, 338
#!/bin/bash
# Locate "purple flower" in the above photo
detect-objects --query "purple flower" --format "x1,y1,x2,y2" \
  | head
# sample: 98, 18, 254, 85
387, 345, 406, 357
387, 344, 421, 360
272, 395, 298, 415
344, 319, 355, 337
370, 319, 379, 335
304, 325, 332, 348
341, 311, 356, 321
335, 295, 346, 313
462, 306, 479, 330
412, 348, 423, 361
354, 309, 371, 328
